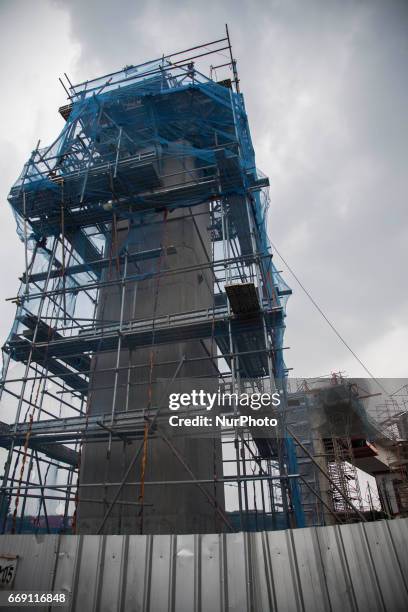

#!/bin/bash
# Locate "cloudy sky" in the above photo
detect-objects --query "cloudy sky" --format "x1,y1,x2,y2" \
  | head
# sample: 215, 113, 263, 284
0, 0, 407, 379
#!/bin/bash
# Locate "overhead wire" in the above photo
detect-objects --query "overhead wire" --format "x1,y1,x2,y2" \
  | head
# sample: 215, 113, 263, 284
270, 240, 391, 398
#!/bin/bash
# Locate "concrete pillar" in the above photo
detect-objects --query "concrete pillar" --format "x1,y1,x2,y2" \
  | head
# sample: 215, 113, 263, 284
77, 150, 225, 534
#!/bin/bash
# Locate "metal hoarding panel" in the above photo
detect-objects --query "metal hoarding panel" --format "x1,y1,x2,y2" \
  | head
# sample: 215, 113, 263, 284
0, 534, 57, 594
0, 519, 407, 611
334, 521, 383, 611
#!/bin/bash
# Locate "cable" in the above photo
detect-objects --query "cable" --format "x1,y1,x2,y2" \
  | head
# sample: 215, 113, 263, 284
270, 240, 390, 398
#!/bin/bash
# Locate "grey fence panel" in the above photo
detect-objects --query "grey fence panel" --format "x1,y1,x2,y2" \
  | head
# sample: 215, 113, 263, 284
335, 521, 383, 611
123, 534, 148, 611
0, 519, 407, 611
291, 527, 330, 612
387, 518, 408, 584
200, 532, 224, 612
362, 520, 408, 611
0, 534, 58, 611
264, 528, 302, 611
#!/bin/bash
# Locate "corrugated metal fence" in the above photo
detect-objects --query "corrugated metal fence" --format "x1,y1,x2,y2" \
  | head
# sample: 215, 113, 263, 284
0, 518, 407, 611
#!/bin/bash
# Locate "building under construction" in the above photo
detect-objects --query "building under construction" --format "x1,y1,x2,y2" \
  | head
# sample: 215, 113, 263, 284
0, 29, 407, 610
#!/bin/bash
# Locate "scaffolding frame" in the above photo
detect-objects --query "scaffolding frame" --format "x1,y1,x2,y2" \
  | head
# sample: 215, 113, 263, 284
0, 28, 365, 535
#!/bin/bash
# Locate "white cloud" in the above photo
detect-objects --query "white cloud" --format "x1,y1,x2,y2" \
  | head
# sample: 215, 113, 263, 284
0, 0, 80, 345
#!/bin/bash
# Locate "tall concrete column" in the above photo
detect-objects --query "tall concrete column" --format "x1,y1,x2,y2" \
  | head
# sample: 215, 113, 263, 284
77, 150, 225, 534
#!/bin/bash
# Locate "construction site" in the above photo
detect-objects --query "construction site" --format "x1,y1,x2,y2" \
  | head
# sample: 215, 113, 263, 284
0, 27, 407, 611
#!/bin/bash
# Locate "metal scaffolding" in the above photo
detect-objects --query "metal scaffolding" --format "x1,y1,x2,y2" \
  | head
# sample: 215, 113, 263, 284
0, 28, 392, 535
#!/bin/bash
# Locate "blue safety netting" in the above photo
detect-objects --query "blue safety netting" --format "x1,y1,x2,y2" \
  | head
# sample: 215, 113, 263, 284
6, 59, 302, 521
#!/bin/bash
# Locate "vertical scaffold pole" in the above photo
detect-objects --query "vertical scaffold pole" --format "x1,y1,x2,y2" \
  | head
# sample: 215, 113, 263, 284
23, 191, 29, 299
225, 24, 240, 94
221, 197, 244, 530
1, 239, 57, 532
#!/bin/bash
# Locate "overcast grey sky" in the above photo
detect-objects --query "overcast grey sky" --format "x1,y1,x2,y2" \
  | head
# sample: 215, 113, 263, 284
0, 0, 407, 378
